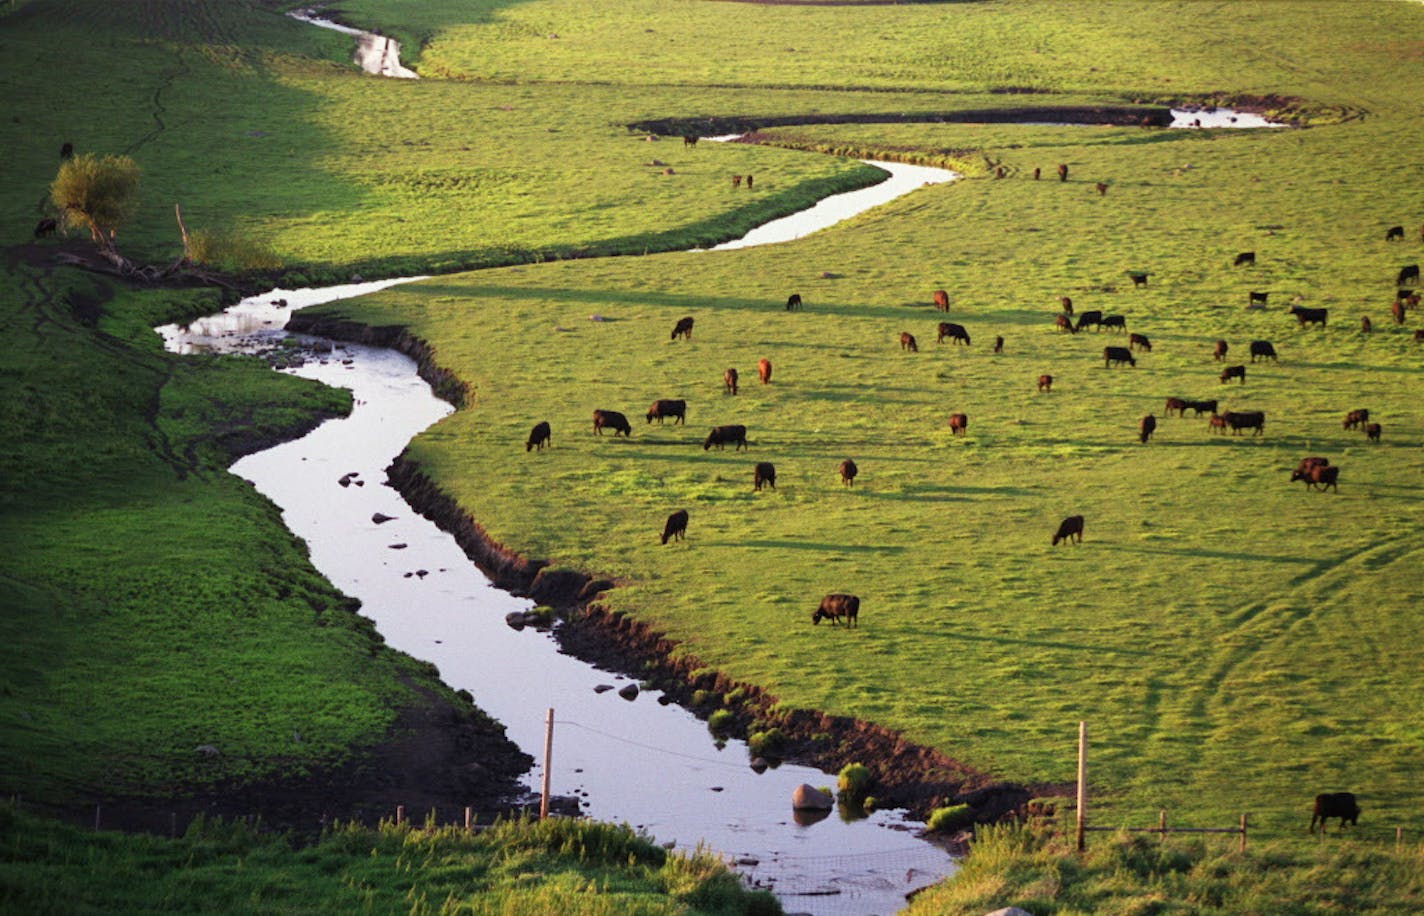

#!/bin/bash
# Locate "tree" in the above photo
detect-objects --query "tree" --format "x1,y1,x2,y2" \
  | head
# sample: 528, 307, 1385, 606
49, 153, 140, 260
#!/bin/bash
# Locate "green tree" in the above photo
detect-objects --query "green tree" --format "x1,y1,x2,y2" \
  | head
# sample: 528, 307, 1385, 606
49, 153, 140, 258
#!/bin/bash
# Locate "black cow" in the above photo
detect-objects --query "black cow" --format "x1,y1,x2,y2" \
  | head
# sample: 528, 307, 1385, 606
661, 509, 689, 544
671, 316, 694, 340
1052, 515, 1084, 546
1310, 792, 1359, 832
1075, 310, 1103, 332
1234, 251, 1256, 266
1095, 182, 1108, 196
1056, 314, 1076, 334
1398, 264, 1420, 287
900, 331, 918, 352
838, 458, 858, 487
703, 424, 747, 451
593, 409, 632, 437
1361, 315, 1373, 334
1184, 398, 1218, 417
1128, 272, 1149, 288
948, 413, 968, 436
646, 399, 687, 425
526, 420, 551, 452
1139, 414, 1156, 443
1220, 364, 1246, 384
933, 289, 950, 311
1103, 346, 1136, 368
33, 217, 57, 239
937, 322, 970, 345
1290, 306, 1328, 328
993, 335, 1004, 353
1386, 226, 1404, 242
812, 593, 860, 627
1343, 408, 1369, 431
1249, 340, 1277, 362
1129, 332, 1151, 351
1214, 339, 1229, 362
1222, 410, 1265, 436
1101, 314, 1127, 333
1248, 291, 1269, 307
59, 141, 73, 159
754, 462, 776, 491
724, 368, 738, 395
786, 293, 802, 311
684, 135, 699, 147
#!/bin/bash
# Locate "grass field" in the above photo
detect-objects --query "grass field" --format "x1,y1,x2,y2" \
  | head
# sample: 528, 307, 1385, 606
4, 0, 1424, 909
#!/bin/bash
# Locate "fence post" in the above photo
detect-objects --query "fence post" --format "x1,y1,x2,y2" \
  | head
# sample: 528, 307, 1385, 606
396, 805, 405, 825
94, 804, 101, 832
1076, 721, 1087, 852
540, 707, 555, 820
1240, 813, 1248, 852
464, 806, 472, 833
1158, 809, 1166, 840
1397, 826, 1403, 850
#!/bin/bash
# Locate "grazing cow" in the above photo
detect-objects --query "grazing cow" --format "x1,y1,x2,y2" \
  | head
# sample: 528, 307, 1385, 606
1398, 264, 1420, 286
593, 409, 632, 437
1392, 299, 1406, 325
948, 413, 968, 436
754, 462, 776, 491
1103, 346, 1136, 368
1234, 251, 1256, 266
933, 289, 950, 312
1343, 408, 1369, 431
1075, 309, 1103, 332
1185, 398, 1218, 417
1095, 182, 1108, 196
937, 322, 970, 346
1304, 464, 1340, 492
1101, 314, 1127, 333
59, 141, 73, 159
1055, 313, 1076, 334
33, 217, 57, 238
1416, 329, 1424, 342
1057, 163, 1069, 182
1038, 374, 1053, 393
1059, 296, 1073, 314
703, 424, 748, 451
1214, 339, 1229, 362
900, 331, 919, 352
1139, 414, 1156, 443
724, 367, 739, 395
1249, 340, 1277, 362
646, 399, 687, 425
786, 293, 802, 311
1220, 364, 1246, 384
1366, 422, 1382, 442
1052, 515, 1084, 546
812, 593, 860, 627
1248, 291, 1269, 307
838, 458, 858, 487
1128, 272, 1149, 288
745, 174, 753, 190
671, 316, 694, 340
1310, 792, 1360, 832
1129, 332, 1151, 351
661, 509, 689, 545
1386, 225, 1404, 242
1290, 306, 1328, 328
1361, 315, 1372, 334
1222, 410, 1265, 436
684, 135, 698, 146
1164, 397, 1187, 417
1033, 167, 1041, 180
1207, 413, 1229, 434
993, 335, 1004, 353
1291, 456, 1331, 481
757, 358, 772, 384
1406, 292, 1422, 309
731, 175, 742, 189
526, 420, 551, 452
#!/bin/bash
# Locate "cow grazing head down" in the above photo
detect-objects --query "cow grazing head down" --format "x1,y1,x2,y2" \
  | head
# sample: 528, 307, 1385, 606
671, 316, 694, 341
526, 420, 551, 452
1310, 792, 1360, 832
1139, 414, 1156, 443
753, 462, 776, 492
703, 424, 748, 451
811, 593, 860, 627
900, 331, 918, 352
660, 509, 689, 545
1052, 515, 1084, 546
786, 293, 802, 311
592, 409, 632, 437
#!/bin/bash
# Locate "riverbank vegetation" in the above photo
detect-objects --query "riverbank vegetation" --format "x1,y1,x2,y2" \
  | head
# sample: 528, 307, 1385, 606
4, 0, 1424, 910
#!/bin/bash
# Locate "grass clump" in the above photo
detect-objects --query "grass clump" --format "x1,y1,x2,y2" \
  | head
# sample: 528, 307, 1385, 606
836, 762, 873, 801
747, 728, 786, 759
707, 709, 735, 735
187, 227, 283, 272
926, 804, 974, 834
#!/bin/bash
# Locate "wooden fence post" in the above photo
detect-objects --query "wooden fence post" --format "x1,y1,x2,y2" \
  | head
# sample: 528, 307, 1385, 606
540, 707, 555, 820
1239, 813, 1248, 852
396, 805, 405, 825
464, 806, 472, 833
1076, 721, 1087, 852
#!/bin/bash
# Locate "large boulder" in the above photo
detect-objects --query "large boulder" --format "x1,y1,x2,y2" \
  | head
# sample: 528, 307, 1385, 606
791, 784, 834, 811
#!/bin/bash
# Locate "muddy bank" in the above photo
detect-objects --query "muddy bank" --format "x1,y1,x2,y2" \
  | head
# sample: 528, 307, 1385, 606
630, 105, 1176, 138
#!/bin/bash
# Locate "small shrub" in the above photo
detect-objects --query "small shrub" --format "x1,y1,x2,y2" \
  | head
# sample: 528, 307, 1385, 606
707, 709, 734, 734
188, 228, 283, 272
724, 687, 747, 706
691, 689, 715, 707
747, 728, 786, 758
927, 804, 973, 833
837, 762, 873, 800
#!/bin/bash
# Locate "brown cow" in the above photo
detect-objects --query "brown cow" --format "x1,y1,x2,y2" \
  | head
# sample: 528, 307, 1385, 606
754, 462, 776, 491
1129, 332, 1151, 351
661, 509, 689, 544
745, 174, 753, 190
933, 289, 950, 311
1095, 182, 1108, 196
1139, 414, 1156, 443
1343, 408, 1369, 431
948, 413, 968, 437
812, 593, 860, 627
1415, 329, 1424, 342
1361, 315, 1372, 334
1366, 422, 1381, 442
900, 332, 918, 352
593, 409, 632, 437
526, 420, 551, 452
838, 458, 858, 487
1052, 515, 1084, 545
646, 399, 687, 425
1038, 374, 1054, 393
1392, 299, 1406, 325
937, 322, 970, 345
1291, 457, 1330, 482
1033, 167, 1041, 180
684, 135, 698, 146
724, 368, 739, 395
1220, 364, 1246, 384
1214, 339, 1229, 362
731, 175, 743, 189
757, 358, 772, 384
1207, 413, 1229, 434
1303, 464, 1340, 492
671, 316, 694, 341
1164, 397, 1187, 417
993, 335, 1004, 353
1057, 163, 1069, 182
1059, 296, 1073, 314
1056, 314, 1076, 334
